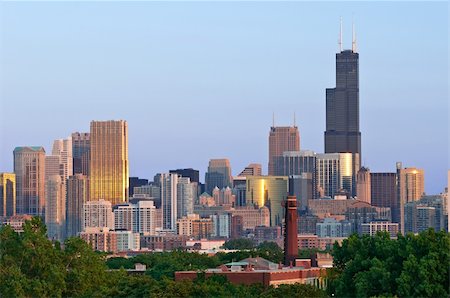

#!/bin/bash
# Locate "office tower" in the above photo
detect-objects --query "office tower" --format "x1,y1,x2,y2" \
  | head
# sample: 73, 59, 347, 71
90, 120, 129, 205
268, 126, 300, 175
14, 146, 46, 216
114, 200, 158, 235
397, 163, 425, 234
51, 137, 73, 183
274, 150, 317, 199
160, 173, 178, 231
133, 184, 161, 208
205, 159, 232, 195
45, 155, 61, 180
45, 175, 66, 241
316, 218, 352, 238
345, 202, 378, 235
232, 176, 247, 207
169, 168, 200, 183
129, 177, 148, 197
72, 132, 90, 176
211, 213, 232, 238
177, 177, 194, 218
229, 206, 270, 230
246, 176, 289, 226
283, 196, 298, 266
288, 173, 313, 211
316, 153, 359, 198
356, 167, 371, 204
404, 195, 443, 234
238, 163, 262, 177
0, 173, 16, 217
370, 173, 398, 222
83, 199, 114, 230
324, 30, 361, 166
66, 174, 89, 238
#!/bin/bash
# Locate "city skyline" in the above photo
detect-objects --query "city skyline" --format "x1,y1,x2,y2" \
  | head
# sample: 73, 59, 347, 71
0, 2, 448, 194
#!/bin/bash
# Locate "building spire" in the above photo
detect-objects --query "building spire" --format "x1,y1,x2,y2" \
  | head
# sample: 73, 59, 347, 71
339, 17, 343, 52
293, 112, 296, 127
272, 112, 275, 127
352, 20, 357, 53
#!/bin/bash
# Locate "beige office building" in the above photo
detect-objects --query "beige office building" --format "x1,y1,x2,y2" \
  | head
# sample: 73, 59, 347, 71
90, 120, 129, 205
14, 146, 46, 216
246, 176, 289, 226
356, 167, 371, 204
397, 163, 425, 234
268, 126, 300, 175
0, 173, 16, 217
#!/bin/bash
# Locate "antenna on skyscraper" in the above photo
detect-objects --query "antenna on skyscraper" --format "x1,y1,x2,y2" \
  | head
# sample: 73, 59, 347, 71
293, 112, 296, 127
352, 18, 357, 53
272, 112, 275, 127
339, 17, 343, 52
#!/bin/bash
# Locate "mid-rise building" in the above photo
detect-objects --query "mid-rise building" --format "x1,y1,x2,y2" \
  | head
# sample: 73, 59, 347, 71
211, 213, 232, 238
268, 125, 300, 176
83, 199, 114, 230
80, 227, 117, 252
0, 173, 16, 217
238, 164, 262, 177
66, 174, 89, 237
113, 200, 158, 235
316, 218, 351, 238
404, 195, 443, 234
169, 168, 200, 184
212, 186, 235, 206
129, 177, 148, 197
345, 201, 378, 235
361, 221, 399, 238
205, 159, 233, 195
133, 184, 161, 208
115, 230, 140, 251
232, 176, 247, 207
246, 176, 289, 226
229, 206, 270, 230
2, 214, 33, 233
90, 120, 129, 205
14, 146, 46, 216
289, 173, 314, 211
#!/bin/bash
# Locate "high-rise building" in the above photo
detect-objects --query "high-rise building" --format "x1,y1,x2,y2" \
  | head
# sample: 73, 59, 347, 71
113, 200, 158, 235
370, 173, 398, 223
51, 137, 73, 183
232, 176, 247, 207
316, 153, 359, 198
83, 199, 114, 230
72, 132, 90, 176
356, 167, 371, 204
268, 126, 300, 175
238, 164, 262, 177
324, 36, 361, 167
246, 176, 289, 226
14, 146, 46, 216
160, 173, 178, 231
129, 177, 148, 197
45, 175, 66, 241
288, 173, 314, 211
169, 168, 200, 183
205, 159, 232, 195
0, 173, 16, 217
404, 195, 443, 234
177, 177, 194, 218
66, 174, 89, 238
90, 120, 129, 205
397, 163, 425, 234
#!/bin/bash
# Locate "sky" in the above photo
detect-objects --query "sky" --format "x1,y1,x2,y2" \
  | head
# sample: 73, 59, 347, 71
0, 1, 448, 194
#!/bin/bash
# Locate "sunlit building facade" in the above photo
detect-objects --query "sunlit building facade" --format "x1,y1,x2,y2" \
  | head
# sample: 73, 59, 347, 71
14, 146, 46, 216
268, 126, 300, 176
245, 176, 288, 226
0, 173, 16, 217
45, 175, 66, 241
90, 120, 129, 205
356, 167, 371, 204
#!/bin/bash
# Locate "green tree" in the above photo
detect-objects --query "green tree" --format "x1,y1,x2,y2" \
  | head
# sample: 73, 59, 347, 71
222, 238, 255, 250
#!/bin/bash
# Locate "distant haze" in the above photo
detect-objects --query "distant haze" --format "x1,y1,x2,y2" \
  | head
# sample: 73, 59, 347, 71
0, 2, 448, 193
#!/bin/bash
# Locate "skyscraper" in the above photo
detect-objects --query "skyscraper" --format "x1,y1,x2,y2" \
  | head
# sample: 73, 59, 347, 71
0, 173, 16, 217
324, 27, 361, 166
370, 172, 398, 223
238, 163, 262, 177
160, 173, 178, 231
66, 174, 89, 238
72, 132, 90, 176
268, 126, 300, 175
51, 137, 73, 183
177, 177, 194, 218
356, 167, 371, 204
90, 120, 129, 205
205, 159, 232, 195
14, 146, 46, 216
45, 175, 65, 241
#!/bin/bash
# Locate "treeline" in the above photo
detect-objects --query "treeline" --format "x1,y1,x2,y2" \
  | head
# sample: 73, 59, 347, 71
0, 217, 325, 297
327, 229, 450, 297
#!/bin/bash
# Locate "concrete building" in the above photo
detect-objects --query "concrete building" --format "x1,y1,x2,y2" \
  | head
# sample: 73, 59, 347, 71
133, 184, 161, 208
231, 215, 244, 239
246, 176, 289, 226
14, 146, 46, 216
66, 174, 89, 237
268, 125, 300, 176
254, 226, 282, 245
45, 175, 66, 241
128, 177, 148, 197
90, 120, 129, 205
51, 137, 73, 183
361, 221, 399, 238
238, 164, 262, 177
397, 163, 425, 234
370, 172, 398, 223
2, 214, 33, 233
169, 168, 200, 184
289, 173, 314, 211
140, 234, 188, 251
205, 159, 233, 195
229, 206, 270, 230
212, 186, 235, 206
404, 195, 443, 234
232, 176, 247, 207
80, 227, 117, 252
356, 167, 371, 204
211, 213, 232, 238
316, 218, 351, 238
0, 173, 16, 217
72, 132, 90, 176
114, 200, 158, 235
83, 199, 114, 230
177, 177, 195, 218
160, 173, 178, 231
115, 230, 140, 251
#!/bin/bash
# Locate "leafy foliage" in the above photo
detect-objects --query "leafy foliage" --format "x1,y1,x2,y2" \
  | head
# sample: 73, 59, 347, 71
328, 229, 450, 298
222, 238, 255, 249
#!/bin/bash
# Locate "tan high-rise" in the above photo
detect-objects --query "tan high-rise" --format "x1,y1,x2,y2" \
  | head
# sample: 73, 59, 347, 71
268, 126, 300, 175
398, 165, 425, 234
356, 167, 371, 204
90, 120, 129, 205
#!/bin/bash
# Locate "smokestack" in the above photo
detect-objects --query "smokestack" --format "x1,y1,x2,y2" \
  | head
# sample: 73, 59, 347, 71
284, 195, 298, 266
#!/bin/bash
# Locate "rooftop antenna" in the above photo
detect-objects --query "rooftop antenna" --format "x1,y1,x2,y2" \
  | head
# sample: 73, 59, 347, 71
272, 112, 275, 127
339, 17, 343, 52
352, 18, 357, 53
293, 112, 296, 127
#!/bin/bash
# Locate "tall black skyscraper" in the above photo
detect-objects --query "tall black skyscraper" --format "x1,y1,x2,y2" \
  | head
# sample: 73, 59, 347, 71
324, 26, 361, 166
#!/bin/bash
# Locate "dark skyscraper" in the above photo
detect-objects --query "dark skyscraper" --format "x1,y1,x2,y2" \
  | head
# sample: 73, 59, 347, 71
324, 27, 361, 166
72, 132, 90, 176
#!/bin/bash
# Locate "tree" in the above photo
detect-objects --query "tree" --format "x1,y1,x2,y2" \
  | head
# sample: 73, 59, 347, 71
222, 238, 255, 250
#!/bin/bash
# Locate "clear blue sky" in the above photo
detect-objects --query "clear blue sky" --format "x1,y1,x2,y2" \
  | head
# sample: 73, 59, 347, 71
0, 1, 448, 194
